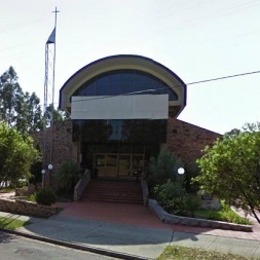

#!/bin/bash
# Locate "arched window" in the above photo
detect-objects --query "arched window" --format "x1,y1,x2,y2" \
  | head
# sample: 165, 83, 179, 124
73, 70, 178, 101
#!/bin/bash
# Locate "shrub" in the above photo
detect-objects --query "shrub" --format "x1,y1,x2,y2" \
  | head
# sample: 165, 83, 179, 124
148, 148, 201, 217
35, 187, 56, 206
16, 179, 28, 188
0, 123, 40, 185
55, 161, 80, 193
183, 194, 201, 217
153, 180, 187, 215
216, 201, 251, 224
184, 162, 200, 193
148, 147, 183, 187
195, 201, 251, 225
26, 193, 36, 202
29, 159, 43, 191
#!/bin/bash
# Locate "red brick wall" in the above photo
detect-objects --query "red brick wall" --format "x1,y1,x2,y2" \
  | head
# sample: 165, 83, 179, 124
166, 118, 221, 163
32, 119, 221, 172
32, 120, 78, 173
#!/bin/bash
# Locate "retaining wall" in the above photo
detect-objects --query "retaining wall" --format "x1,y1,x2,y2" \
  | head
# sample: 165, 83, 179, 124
0, 198, 61, 218
148, 199, 252, 232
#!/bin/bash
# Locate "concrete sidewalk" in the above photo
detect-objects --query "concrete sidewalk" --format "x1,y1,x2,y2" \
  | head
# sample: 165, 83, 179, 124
1, 211, 260, 259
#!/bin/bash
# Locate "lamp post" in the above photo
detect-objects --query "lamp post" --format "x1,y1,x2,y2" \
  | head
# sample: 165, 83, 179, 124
41, 169, 46, 188
177, 167, 185, 175
48, 164, 53, 171
48, 164, 53, 187
177, 167, 185, 187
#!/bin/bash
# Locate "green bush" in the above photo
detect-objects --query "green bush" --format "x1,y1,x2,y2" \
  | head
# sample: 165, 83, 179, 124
153, 180, 202, 217
148, 148, 202, 217
26, 193, 36, 202
195, 201, 251, 225
205, 210, 250, 224
153, 180, 187, 215
148, 148, 180, 185
213, 202, 251, 224
35, 187, 56, 206
184, 162, 200, 193
183, 194, 201, 217
55, 161, 80, 193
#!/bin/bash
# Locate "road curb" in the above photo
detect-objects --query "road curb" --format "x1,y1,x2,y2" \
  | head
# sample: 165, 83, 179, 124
0, 227, 150, 260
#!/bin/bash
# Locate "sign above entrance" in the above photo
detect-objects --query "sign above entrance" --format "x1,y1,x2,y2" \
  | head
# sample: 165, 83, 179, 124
71, 94, 169, 120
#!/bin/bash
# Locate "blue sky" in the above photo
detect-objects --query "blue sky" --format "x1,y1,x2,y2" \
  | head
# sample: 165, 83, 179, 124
1, 0, 260, 134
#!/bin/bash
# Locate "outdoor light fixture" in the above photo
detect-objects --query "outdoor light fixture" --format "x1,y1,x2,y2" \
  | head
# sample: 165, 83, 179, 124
177, 167, 185, 175
41, 169, 46, 188
48, 164, 53, 187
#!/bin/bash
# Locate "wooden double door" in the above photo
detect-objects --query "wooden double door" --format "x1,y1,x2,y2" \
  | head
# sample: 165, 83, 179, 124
94, 153, 144, 179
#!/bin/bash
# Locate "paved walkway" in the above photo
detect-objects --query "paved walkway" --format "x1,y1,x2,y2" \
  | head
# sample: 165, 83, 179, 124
1, 195, 260, 259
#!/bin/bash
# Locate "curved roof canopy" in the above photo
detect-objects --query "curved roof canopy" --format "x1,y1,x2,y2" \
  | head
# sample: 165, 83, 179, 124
59, 55, 187, 117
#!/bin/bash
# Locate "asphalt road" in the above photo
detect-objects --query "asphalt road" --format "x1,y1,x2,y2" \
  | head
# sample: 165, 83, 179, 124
0, 231, 119, 260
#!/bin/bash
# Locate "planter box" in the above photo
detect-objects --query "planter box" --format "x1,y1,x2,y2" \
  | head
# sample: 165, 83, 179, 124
0, 198, 61, 218
148, 199, 252, 232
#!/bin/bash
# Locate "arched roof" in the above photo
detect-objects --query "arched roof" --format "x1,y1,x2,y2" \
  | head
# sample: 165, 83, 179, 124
59, 54, 187, 116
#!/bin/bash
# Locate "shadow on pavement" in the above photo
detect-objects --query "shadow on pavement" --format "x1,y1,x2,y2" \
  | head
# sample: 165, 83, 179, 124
0, 230, 15, 244
12, 201, 260, 259
21, 200, 216, 247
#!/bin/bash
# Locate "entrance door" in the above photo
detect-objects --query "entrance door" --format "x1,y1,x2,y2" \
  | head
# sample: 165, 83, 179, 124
106, 154, 118, 177
132, 154, 144, 175
118, 155, 131, 177
95, 153, 117, 178
94, 153, 144, 179
95, 154, 107, 177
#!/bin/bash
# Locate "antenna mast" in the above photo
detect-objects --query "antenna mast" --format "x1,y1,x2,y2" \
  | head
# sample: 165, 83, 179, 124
52, 6, 59, 109
43, 7, 59, 167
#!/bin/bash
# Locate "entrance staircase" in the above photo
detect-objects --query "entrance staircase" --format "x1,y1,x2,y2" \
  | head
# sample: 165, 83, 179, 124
81, 180, 143, 204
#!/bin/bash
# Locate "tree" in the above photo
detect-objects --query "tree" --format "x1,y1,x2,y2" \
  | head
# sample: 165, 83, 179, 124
195, 123, 260, 223
0, 122, 40, 187
55, 161, 80, 197
148, 147, 181, 185
0, 66, 23, 127
24, 92, 43, 133
0, 67, 44, 134
43, 104, 70, 127
0, 67, 70, 135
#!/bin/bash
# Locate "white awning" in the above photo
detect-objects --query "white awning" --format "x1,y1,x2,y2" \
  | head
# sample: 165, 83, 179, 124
71, 94, 168, 120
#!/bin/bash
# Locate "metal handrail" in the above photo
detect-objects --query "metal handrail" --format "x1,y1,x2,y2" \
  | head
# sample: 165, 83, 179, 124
141, 172, 149, 206
74, 169, 91, 201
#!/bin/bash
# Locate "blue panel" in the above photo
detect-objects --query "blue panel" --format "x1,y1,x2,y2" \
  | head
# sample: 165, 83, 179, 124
73, 70, 178, 101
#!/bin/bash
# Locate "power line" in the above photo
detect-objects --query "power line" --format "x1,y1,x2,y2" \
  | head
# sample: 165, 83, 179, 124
69, 69, 260, 104
186, 70, 260, 86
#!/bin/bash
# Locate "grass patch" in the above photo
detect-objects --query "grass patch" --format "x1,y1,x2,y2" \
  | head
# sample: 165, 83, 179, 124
0, 187, 14, 193
26, 192, 70, 203
158, 245, 252, 260
194, 202, 251, 225
0, 216, 29, 230
26, 193, 36, 202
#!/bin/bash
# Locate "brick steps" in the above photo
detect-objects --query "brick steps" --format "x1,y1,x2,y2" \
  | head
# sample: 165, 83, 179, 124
81, 180, 143, 204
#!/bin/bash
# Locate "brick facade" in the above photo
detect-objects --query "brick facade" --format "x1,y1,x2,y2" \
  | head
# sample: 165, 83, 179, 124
167, 118, 221, 163
32, 120, 78, 173
33, 119, 221, 173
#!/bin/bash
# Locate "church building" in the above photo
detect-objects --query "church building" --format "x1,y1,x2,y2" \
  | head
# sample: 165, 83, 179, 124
36, 55, 220, 180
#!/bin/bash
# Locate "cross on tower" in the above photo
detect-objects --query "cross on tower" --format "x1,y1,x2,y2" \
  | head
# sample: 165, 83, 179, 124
53, 7, 60, 28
